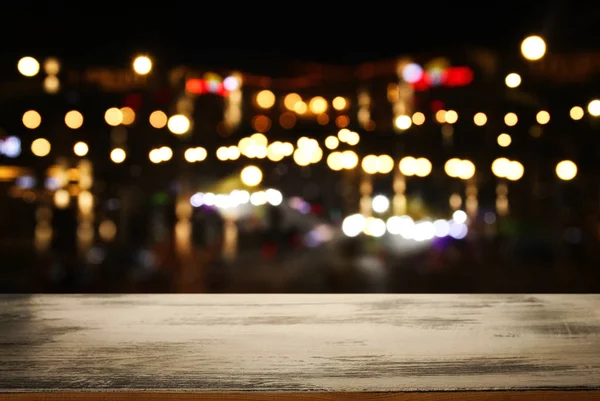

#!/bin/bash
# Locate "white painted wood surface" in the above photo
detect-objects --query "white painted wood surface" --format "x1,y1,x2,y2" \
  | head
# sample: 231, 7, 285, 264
1, 294, 600, 392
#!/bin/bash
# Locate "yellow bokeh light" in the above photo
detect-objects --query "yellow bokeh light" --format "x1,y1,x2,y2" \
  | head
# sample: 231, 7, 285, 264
414, 158, 432, 177
332, 96, 347, 110
73, 141, 89, 157
149, 110, 167, 128
505, 73, 521, 88
43, 58, 60, 75
492, 158, 524, 181
497, 133, 512, 147
216, 146, 229, 161
250, 133, 268, 147
341, 150, 358, 169
556, 160, 577, 181
361, 154, 394, 175
505, 161, 524, 181
394, 115, 412, 130
54, 189, 70, 209
120, 107, 135, 125
412, 112, 425, 125
309, 96, 328, 114
256, 90, 275, 109
399, 157, 417, 176
105, 108, 123, 126
346, 131, 360, 146
474, 112, 487, 126
110, 148, 126, 164
337, 128, 350, 142
65, 110, 83, 129
445, 158, 475, 180
17, 57, 40, 77
240, 166, 262, 187
587, 100, 600, 117
267, 145, 284, 162
536, 110, 550, 125
445, 158, 461, 177
492, 158, 511, 178
184, 147, 207, 163
455, 160, 476, 180
283, 93, 302, 110
293, 101, 307, 114
445, 110, 458, 124
31, 138, 51, 157
133, 55, 152, 75
22, 110, 41, 129
43, 75, 60, 93
521, 35, 546, 61
435, 110, 447, 123
570, 106, 584, 120
325, 136, 339, 150
227, 146, 240, 160
378, 155, 394, 174
504, 112, 518, 126
167, 114, 190, 135
327, 152, 344, 171
362, 155, 379, 175
293, 149, 311, 166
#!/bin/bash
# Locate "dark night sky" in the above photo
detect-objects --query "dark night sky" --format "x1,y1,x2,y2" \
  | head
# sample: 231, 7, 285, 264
1, 1, 599, 73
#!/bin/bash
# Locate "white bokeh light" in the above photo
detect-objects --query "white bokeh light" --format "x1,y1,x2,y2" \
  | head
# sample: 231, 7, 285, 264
372, 195, 390, 214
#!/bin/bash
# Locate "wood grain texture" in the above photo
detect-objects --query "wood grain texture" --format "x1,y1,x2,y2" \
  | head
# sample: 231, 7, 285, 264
2, 391, 600, 401
1, 295, 600, 393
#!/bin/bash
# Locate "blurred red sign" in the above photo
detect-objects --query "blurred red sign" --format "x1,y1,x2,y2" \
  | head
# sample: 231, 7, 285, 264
185, 79, 228, 96
412, 66, 473, 91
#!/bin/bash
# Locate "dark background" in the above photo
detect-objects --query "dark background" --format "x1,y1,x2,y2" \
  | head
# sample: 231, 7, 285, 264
2, 1, 598, 69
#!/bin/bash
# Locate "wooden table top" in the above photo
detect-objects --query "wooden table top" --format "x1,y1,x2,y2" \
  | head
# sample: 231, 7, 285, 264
1, 294, 600, 400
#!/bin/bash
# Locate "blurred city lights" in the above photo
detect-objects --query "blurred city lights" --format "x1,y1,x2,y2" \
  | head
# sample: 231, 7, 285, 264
587, 100, 600, 117
394, 115, 412, 130
491, 158, 524, 181
473, 112, 487, 126
332, 96, 348, 110
110, 148, 126, 164
149, 110, 167, 128
133, 55, 152, 75
570, 106, 584, 120
402, 63, 424, 83
167, 114, 190, 135
43, 58, 60, 75
0, 136, 21, 158
240, 166, 262, 187
505, 73, 521, 88
411, 112, 425, 125
372, 195, 390, 214
104, 108, 123, 126
497, 133, 512, 147
556, 160, 578, 181
22, 110, 41, 129
536, 110, 550, 125
504, 112, 518, 126
17, 57, 40, 77
65, 110, 84, 129
256, 90, 275, 109
521, 35, 546, 61
309, 96, 328, 114
43, 75, 60, 93
31, 138, 51, 157
73, 142, 89, 157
